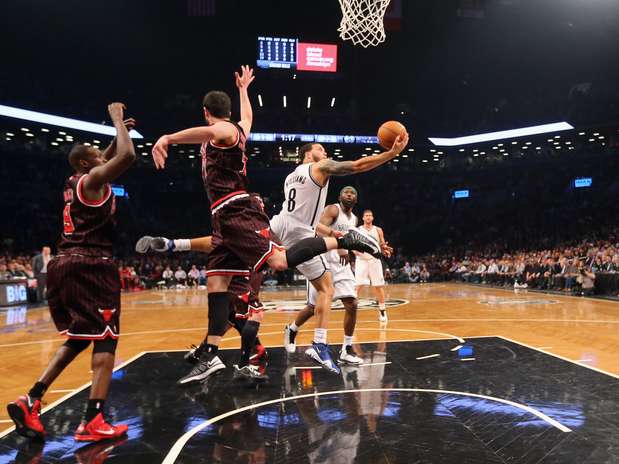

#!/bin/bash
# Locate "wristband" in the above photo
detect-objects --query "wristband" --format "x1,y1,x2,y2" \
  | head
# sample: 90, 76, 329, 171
173, 239, 191, 252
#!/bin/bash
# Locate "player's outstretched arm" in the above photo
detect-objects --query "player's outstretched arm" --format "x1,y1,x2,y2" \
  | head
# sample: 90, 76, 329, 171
151, 123, 236, 169
85, 103, 136, 190
101, 119, 136, 161
235, 65, 255, 137
376, 226, 393, 257
312, 133, 409, 184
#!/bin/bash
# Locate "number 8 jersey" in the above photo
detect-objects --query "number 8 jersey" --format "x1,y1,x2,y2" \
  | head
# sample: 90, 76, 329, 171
278, 163, 330, 229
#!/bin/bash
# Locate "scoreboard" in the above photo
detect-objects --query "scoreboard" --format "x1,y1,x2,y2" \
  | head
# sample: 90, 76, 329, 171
257, 37, 337, 73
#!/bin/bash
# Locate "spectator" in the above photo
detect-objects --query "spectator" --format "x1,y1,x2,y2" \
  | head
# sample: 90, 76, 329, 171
31, 246, 53, 302
162, 266, 174, 287
188, 265, 200, 287
174, 266, 187, 286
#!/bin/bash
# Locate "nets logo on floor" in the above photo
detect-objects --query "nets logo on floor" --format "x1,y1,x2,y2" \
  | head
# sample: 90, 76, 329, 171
264, 298, 408, 312
478, 298, 559, 306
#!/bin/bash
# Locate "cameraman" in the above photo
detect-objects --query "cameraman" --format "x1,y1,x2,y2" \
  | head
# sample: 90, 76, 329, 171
576, 261, 596, 296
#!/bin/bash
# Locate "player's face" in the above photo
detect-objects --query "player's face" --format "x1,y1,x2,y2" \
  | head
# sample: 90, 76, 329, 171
363, 212, 374, 224
339, 189, 357, 209
310, 144, 327, 162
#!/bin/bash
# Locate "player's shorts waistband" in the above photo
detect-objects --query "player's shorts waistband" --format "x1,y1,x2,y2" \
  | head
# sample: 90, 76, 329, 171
211, 190, 250, 215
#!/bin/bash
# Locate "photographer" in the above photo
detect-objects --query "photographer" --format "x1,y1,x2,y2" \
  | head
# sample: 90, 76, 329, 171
576, 263, 596, 296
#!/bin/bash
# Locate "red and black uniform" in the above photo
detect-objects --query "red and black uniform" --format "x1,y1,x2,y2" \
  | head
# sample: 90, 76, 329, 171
47, 174, 121, 340
201, 121, 283, 278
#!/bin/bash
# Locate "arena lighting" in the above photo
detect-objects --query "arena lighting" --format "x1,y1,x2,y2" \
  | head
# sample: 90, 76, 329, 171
429, 122, 574, 146
283, 96, 287, 108
331, 97, 335, 107
307, 96, 311, 109
258, 94, 263, 107
0, 104, 144, 139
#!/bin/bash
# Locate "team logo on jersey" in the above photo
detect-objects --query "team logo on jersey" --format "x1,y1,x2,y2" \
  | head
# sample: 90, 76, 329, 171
262, 298, 408, 312
478, 298, 559, 306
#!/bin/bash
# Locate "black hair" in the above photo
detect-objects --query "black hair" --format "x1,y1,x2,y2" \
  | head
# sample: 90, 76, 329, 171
202, 91, 231, 118
363, 209, 373, 215
299, 143, 316, 160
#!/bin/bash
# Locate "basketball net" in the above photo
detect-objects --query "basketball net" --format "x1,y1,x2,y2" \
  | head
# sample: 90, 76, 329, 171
338, 0, 392, 48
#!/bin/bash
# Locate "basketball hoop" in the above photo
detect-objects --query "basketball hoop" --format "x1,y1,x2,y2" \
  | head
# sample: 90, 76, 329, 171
338, 0, 392, 48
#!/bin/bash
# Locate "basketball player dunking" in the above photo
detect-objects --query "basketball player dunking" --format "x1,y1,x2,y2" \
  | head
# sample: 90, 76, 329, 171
285, 186, 377, 365
356, 210, 390, 322
150, 66, 379, 384
7, 103, 136, 442
271, 136, 408, 373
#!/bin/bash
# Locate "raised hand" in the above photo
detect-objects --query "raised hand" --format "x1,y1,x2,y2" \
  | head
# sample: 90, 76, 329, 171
152, 135, 170, 170
123, 118, 136, 131
389, 133, 409, 156
235, 65, 255, 90
107, 102, 126, 124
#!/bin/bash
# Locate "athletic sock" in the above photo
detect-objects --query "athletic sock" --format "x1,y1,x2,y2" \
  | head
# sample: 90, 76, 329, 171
289, 322, 299, 332
343, 335, 354, 348
313, 328, 327, 344
239, 321, 260, 367
84, 399, 105, 423
28, 381, 48, 401
379, 303, 386, 311
285, 238, 327, 269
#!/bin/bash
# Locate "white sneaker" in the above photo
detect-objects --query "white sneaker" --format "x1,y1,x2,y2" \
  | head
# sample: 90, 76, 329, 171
284, 324, 297, 353
339, 346, 363, 365
378, 309, 388, 323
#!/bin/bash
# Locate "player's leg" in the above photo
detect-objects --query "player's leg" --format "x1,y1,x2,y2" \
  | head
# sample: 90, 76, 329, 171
369, 259, 388, 322
284, 304, 315, 353
339, 297, 363, 365
266, 230, 381, 271
178, 271, 233, 385
304, 271, 340, 373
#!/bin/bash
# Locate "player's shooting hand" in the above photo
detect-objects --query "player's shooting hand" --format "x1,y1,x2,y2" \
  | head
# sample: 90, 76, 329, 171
152, 135, 169, 170
123, 118, 136, 131
381, 241, 394, 258
235, 65, 255, 89
388, 133, 409, 157
107, 102, 126, 123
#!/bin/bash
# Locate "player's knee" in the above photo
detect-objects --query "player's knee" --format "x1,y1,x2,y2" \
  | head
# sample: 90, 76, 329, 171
346, 300, 358, 313
92, 337, 118, 355
64, 338, 91, 354
267, 250, 288, 271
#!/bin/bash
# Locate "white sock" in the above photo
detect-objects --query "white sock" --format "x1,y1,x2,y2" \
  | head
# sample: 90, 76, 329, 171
379, 303, 386, 311
289, 322, 299, 332
343, 335, 354, 347
314, 328, 327, 344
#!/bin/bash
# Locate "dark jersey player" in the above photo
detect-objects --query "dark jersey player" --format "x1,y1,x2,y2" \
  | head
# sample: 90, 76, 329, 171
151, 65, 378, 384
6, 103, 136, 442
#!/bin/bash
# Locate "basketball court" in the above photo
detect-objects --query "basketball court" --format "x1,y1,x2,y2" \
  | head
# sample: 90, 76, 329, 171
2, 283, 618, 462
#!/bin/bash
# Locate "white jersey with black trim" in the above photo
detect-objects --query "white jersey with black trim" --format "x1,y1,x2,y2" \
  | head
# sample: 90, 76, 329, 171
326, 204, 357, 266
279, 163, 329, 228
357, 225, 380, 261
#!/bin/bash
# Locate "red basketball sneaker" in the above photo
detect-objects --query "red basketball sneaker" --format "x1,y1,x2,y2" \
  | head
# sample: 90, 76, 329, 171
74, 413, 128, 442
7, 396, 45, 440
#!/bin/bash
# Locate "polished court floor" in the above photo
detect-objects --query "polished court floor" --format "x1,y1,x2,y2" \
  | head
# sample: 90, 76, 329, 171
1, 283, 619, 463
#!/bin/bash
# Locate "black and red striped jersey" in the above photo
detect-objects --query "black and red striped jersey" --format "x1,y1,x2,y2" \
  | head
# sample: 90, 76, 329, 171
200, 120, 248, 208
57, 174, 116, 256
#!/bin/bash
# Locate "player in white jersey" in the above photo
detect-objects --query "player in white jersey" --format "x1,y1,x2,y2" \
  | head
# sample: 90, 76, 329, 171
284, 186, 365, 365
355, 209, 390, 322
271, 135, 408, 373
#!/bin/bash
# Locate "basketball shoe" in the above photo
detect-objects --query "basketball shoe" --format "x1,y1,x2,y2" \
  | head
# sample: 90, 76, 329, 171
305, 342, 341, 374
339, 345, 363, 365
233, 364, 269, 383
7, 396, 45, 440
249, 343, 268, 364
74, 413, 128, 442
178, 352, 225, 385
284, 324, 298, 353
338, 230, 381, 258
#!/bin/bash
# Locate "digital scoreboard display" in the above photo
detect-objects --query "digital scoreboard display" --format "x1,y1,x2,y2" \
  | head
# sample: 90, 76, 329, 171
453, 190, 470, 199
249, 133, 377, 144
257, 37, 337, 72
574, 178, 592, 188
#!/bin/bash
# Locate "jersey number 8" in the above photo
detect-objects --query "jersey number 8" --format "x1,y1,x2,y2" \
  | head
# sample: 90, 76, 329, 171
287, 188, 296, 212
